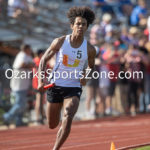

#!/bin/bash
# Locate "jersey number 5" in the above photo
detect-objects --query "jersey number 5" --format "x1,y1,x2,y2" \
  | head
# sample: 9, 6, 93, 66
77, 50, 82, 59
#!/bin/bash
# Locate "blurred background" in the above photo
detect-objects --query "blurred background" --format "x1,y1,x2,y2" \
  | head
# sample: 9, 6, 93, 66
0, 0, 150, 128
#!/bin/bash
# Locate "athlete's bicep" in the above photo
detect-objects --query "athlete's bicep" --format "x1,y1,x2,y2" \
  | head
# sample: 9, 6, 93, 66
42, 39, 59, 63
87, 43, 96, 68
42, 36, 65, 63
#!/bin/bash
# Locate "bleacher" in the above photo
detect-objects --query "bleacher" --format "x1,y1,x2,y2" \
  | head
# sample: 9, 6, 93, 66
0, 0, 91, 52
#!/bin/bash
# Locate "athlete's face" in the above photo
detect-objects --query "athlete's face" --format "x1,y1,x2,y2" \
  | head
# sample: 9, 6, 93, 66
71, 17, 88, 36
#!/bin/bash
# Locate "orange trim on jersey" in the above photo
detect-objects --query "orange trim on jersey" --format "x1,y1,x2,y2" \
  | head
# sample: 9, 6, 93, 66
63, 54, 68, 66
63, 54, 80, 67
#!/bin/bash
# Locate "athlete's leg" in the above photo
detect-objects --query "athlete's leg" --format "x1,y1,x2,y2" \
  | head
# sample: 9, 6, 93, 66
52, 96, 79, 150
46, 102, 63, 129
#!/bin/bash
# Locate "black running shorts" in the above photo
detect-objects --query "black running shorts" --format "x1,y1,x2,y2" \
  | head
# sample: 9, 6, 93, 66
47, 86, 82, 103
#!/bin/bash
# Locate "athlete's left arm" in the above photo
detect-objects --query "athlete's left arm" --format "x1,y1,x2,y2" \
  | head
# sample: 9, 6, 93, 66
80, 43, 96, 86
87, 42, 96, 69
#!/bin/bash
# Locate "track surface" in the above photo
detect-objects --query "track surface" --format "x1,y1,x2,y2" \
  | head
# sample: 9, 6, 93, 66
1, 114, 150, 150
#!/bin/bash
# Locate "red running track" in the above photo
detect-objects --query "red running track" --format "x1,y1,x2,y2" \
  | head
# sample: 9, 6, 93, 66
0, 114, 150, 150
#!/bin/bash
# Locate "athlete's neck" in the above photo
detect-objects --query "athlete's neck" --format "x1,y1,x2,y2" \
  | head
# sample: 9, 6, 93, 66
70, 34, 84, 48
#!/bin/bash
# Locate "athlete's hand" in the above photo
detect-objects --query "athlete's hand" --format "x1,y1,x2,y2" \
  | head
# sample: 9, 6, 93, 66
80, 78, 86, 86
37, 82, 45, 92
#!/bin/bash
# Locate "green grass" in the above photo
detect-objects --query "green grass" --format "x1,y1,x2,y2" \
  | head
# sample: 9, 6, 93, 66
133, 146, 150, 150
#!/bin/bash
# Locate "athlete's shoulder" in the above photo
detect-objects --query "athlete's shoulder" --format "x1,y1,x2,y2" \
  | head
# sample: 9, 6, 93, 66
50, 36, 66, 52
53, 35, 66, 46
57, 35, 66, 42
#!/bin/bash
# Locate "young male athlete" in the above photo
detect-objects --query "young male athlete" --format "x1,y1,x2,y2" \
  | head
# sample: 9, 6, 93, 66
38, 6, 96, 150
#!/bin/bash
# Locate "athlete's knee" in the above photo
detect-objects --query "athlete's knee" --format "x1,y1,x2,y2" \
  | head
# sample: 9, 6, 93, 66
65, 113, 74, 121
65, 107, 78, 121
64, 107, 75, 121
63, 112, 74, 128
62, 116, 72, 133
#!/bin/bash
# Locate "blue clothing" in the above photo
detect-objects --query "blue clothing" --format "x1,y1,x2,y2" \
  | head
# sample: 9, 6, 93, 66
130, 6, 147, 25
3, 90, 28, 126
92, 0, 105, 2
92, 0, 131, 5
120, 0, 131, 5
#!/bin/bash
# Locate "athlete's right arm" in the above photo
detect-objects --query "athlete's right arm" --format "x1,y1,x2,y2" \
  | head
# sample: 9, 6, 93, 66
38, 36, 65, 91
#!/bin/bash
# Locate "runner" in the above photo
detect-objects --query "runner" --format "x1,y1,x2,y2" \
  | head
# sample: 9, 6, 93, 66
38, 6, 96, 150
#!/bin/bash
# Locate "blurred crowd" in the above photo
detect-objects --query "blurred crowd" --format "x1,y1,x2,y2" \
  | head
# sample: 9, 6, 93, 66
0, 0, 150, 127
0, 0, 72, 19
86, 0, 150, 119
0, 0, 38, 19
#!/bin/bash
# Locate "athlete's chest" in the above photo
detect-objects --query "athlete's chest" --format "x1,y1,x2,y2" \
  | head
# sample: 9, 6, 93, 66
59, 45, 87, 68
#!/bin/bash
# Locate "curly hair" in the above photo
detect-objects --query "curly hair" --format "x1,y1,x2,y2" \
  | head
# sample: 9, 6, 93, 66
67, 6, 95, 27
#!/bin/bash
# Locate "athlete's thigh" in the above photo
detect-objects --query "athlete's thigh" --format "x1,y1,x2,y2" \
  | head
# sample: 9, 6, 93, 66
46, 101, 63, 127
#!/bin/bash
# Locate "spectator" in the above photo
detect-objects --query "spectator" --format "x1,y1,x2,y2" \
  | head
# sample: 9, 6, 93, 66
144, 42, 150, 112
97, 43, 110, 116
128, 26, 139, 45
3, 44, 34, 126
104, 43, 121, 115
8, 0, 29, 18
85, 46, 101, 119
139, 40, 150, 112
105, 0, 123, 20
32, 49, 45, 125
130, 0, 148, 26
92, 0, 123, 19
120, 26, 130, 43
118, 54, 129, 114
124, 44, 147, 115
97, 43, 121, 116
27, 0, 38, 14
100, 13, 114, 42
89, 18, 101, 46
32, 49, 55, 124
92, 0, 105, 8
91, 0, 109, 15
119, 0, 133, 18
113, 38, 128, 113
